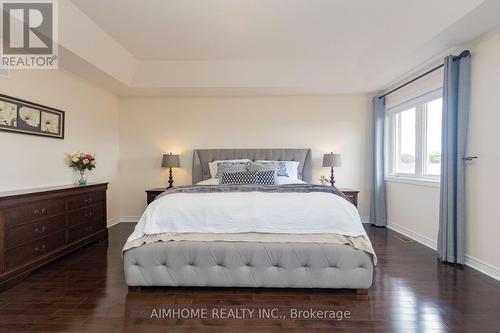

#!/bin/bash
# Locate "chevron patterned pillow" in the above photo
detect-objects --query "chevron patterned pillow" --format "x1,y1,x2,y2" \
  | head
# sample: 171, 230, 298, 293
220, 171, 257, 184
255, 170, 276, 185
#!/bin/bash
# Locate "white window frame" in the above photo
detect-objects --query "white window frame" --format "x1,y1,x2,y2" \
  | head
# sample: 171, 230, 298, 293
385, 89, 442, 187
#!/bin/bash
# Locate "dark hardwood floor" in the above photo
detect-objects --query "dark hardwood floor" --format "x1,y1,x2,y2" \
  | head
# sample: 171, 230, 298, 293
0, 223, 500, 332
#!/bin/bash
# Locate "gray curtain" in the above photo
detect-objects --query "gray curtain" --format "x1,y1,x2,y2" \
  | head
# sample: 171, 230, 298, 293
438, 52, 471, 264
370, 96, 387, 227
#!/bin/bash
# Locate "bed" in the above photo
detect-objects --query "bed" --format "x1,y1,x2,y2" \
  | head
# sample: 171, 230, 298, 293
123, 149, 375, 292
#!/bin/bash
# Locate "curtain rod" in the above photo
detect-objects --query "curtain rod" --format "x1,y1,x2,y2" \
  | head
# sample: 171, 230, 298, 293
379, 50, 470, 100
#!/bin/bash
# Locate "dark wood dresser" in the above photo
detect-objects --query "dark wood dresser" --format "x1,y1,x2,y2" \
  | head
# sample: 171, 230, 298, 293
0, 183, 108, 290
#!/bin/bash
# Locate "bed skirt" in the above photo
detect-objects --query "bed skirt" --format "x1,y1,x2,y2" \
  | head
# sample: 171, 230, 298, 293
123, 241, 373, 289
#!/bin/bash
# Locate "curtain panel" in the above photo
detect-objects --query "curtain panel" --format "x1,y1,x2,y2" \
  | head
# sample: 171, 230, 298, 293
438, 52, 471, 264
370, 96, 387, 227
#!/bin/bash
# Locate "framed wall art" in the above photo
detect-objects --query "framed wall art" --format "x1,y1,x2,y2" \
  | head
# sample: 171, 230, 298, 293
0, 94, 65, 139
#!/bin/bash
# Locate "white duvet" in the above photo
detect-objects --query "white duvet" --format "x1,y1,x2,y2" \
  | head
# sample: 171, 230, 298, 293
127, 191, 369, 242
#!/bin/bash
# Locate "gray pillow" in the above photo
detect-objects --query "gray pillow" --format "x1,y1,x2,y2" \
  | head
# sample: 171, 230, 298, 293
247, 162, 275, 173
215, 162, 250, 178
255, 160, 290, 177
247, 162, 277, 183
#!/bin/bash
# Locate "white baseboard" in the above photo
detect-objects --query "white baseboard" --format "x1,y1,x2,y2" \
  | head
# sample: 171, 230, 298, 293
107, 216, 139, 227
465, 255, 500, 282
107, 217, 121, 228
386, 220, 438, 251
361, 217, 370, 224
387, 220, 500, 281
120, 216, 140, 223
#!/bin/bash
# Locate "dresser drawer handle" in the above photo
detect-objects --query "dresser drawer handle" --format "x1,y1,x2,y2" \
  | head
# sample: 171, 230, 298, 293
33, 208, 47, 215
83, 198, 93, 204
34, 244, 46, 253
84, 226, 94, 232
34, 226, 46, 234
84, 211, 93, 218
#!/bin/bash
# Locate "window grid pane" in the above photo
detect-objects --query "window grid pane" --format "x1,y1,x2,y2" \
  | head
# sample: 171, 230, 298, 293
425, 98, 442, 176
395, 107, 416, 174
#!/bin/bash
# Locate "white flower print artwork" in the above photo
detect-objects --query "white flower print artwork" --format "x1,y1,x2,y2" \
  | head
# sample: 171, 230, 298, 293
41, 112, 60, 134
0, 96, 64, 139
19, 107, 40, 128
0, 101, 17, 127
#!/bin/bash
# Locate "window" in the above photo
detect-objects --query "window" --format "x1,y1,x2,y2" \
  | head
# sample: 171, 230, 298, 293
386, 90, 442, 182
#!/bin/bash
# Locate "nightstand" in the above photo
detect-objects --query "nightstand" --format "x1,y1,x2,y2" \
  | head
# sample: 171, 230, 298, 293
340, 189, 359, 207
146, 188, 167, 205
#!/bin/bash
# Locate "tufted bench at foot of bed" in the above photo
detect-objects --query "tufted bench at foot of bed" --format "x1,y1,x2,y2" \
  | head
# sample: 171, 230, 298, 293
124, 241, 373, 290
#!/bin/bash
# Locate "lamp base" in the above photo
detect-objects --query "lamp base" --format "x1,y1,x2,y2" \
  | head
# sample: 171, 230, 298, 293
167, 167, 174, 189
330, 167, 336, 187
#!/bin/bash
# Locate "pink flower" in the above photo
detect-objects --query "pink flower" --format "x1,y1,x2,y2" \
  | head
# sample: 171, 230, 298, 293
90, 160, 96, 165
83, 159, 90, 164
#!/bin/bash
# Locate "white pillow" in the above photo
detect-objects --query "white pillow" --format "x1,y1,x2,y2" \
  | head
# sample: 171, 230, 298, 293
276, 176, 306, 185
196, 178, 220, 185
208, 159, 251, 178
256, 160, 300, 179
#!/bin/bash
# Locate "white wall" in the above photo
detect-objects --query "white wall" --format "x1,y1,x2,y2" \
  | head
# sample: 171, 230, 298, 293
466, 28, 500, 274
0, 69, 120, 221
385, 28, 500, 278
386, 182, 440, 248
118, 95, 372, 218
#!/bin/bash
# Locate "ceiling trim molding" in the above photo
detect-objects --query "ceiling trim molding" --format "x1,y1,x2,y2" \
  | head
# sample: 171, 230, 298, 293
58, 0, 500, 96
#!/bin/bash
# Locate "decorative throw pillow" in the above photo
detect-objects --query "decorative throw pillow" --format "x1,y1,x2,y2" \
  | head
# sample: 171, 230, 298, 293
255, 170, 276, 185
220, 171, 257, 185
247, 162, 275, 173
256, 160, 298, 177
275, 161, 289, 177
215, 162, 250, 178
208, 159, 251, 178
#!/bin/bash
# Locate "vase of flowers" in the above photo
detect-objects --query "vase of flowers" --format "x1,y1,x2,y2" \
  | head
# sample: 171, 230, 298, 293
319, 175, 329, 185
68, 152, 96, 186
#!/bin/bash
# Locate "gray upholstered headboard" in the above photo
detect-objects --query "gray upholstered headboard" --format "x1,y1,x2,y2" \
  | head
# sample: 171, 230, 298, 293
192, 148, 312, 184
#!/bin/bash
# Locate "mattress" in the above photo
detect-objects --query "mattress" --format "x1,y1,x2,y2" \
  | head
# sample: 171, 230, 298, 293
124, 240, 373, 289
